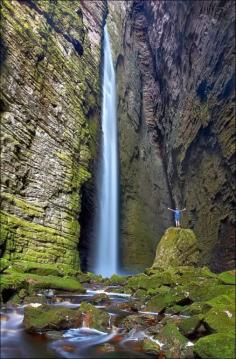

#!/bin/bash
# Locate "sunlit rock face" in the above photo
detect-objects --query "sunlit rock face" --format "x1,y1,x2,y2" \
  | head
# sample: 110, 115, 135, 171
0, 0, 107, 270
109, 0, 235, 272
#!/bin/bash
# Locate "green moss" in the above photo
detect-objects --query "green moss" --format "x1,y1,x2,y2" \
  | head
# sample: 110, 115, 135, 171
158, 323, 188, 348
9, 261, 64, 277
0, 271, 84, 303
142, 338, 160, 355
0, 258, 10, 272
79, 302, 110, 331
203, 305, 235, 333
218, 270, 236, 285
179, 315, 203, 336
186, 283, 235, 302
1, 192, 44, 217
152, 228, 199, 268
23, 304, 82, 333
194, 333, 235, 359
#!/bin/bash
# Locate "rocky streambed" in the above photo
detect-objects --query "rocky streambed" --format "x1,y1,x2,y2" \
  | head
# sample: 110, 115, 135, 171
1, 264, 235, 359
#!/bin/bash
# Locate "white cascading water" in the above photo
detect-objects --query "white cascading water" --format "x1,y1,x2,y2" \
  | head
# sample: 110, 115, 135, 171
94, 25, 119, 277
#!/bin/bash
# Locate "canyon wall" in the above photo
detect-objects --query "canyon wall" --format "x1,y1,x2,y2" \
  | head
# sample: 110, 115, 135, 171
109, 0, 235, 272
1, 0, 235, 274
0, 0, 107, 271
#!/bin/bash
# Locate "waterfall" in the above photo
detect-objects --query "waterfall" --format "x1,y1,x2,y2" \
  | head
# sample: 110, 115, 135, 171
94, 25, 119, 277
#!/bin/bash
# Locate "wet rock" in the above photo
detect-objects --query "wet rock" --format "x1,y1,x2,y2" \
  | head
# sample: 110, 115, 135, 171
120, 313, 160, 332
194, 333, 235, 359
103, 274, 129, 286
90, 293, 111, 305
152, 228, 199, 269
145, 288, 188, 313
178, 315, 203, 337
203, 305, 235, 333
142, 338, 161, 355
23, 305, 82, 332
156, 323, 192, 359
106, 300, 140, 314
23, 295, 47, 305
79, 302, 110, 332
97, 343, 116, 353
45, 331, 64, 340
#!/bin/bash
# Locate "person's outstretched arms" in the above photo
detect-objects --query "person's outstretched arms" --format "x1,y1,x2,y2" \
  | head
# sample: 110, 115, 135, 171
168, 208, 175, 212
180, 208, 186, 212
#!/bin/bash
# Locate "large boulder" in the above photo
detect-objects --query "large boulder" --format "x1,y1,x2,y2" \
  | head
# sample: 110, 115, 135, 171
152, 228, 199, 268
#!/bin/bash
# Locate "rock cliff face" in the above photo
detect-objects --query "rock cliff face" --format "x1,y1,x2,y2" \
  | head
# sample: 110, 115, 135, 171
0, 0, 107, 270
109, 0, 235, 272
1, 0, 235, 274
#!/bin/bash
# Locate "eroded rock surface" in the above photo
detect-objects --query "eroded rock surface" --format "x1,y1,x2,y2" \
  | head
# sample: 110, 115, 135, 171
0, 0, 107, 270
108, 0, 235, 272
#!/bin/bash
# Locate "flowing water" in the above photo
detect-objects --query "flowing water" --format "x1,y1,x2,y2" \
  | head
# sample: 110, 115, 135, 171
0, 289, 154, 359
94, 24, 119, 277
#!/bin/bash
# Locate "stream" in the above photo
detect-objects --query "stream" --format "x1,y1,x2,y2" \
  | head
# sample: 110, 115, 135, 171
1, 286, 167, 359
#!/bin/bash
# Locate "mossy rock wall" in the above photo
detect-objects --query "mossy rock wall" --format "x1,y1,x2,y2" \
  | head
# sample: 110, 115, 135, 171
107, 1, 235, 272
0, 0, 107, 269
107, 2, 172, 272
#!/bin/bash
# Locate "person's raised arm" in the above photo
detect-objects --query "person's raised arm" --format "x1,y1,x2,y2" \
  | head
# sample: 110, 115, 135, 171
180, 208, 186, 212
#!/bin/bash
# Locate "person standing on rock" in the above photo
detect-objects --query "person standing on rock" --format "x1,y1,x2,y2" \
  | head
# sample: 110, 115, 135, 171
168, 207, 186, 228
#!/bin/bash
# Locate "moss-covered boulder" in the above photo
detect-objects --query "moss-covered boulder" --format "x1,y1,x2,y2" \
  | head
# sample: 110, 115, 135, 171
194, 333, 235, 359
90, 293, 111, 305
152, 228, 199, 268
145, 291, 185, 313
203, 305, 235, 333
142, 338, 161, 355
120, 313, 160, 332
79, 302, 110, 331
178, 315, 203, 336
23, 305, 82, 332
0, 271, 85, 303
156, 323, 191, 358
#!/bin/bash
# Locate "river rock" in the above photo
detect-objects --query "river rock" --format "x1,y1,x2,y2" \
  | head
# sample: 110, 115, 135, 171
23, 305, 82, 332
194, 333, 235, 359
156, 323, 193, 359
79, 302, 110, 331
178, 315, 203, 337
142, 338, 161, 355
152, 228, 199, 269
89, 293, 111, 305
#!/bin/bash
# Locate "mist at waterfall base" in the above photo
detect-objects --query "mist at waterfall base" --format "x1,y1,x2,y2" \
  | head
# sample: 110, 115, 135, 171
93, 25, 119, 278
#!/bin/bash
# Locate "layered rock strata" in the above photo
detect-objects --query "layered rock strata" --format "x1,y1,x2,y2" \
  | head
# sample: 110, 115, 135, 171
0, 0, 107, 270
107, 1, 172, 272
109, 0, 235, 272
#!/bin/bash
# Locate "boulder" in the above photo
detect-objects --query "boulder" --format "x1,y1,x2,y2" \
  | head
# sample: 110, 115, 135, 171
23, 305, 82, 332
142, 338, 161, 355
178, 315, 203, 336
194, 333, 235, 359
152, 228, 199, 268
156, 323, 193, 359
23, 302, 110, 333
79, 302, 110, 331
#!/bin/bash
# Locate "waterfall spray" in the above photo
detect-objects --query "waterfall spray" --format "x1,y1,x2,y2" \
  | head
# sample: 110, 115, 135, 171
94, 25, 119, 277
